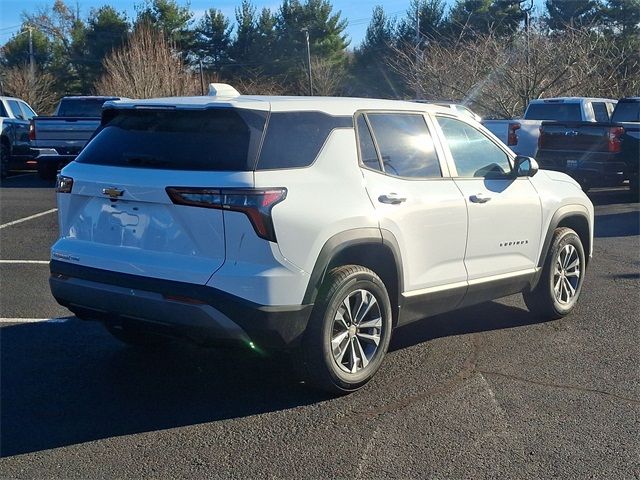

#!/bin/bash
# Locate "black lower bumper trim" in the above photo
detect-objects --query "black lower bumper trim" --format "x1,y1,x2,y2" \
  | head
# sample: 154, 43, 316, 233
50, 260, 312, 349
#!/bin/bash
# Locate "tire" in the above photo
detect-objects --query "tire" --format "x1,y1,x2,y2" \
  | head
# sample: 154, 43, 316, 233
0, 141, 9, 180
38, 161, 58, 180
523, 227, 586, 319
629, 174, 639, 202
104, 323, 167, 349
297, 265, 393, 394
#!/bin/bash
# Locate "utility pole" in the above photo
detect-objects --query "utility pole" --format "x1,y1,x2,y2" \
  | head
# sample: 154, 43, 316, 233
28, 26, 35, 82
199, 58, 205, 96
302, 28, 313, 96
415, 5, 421, 100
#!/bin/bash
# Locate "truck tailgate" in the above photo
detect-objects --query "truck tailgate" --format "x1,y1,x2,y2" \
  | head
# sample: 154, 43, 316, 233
33, 117, 100, 142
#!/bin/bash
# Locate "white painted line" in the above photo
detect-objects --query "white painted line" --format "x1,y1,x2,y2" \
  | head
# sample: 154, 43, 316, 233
0, 208, 58, 229
0, 260, 49, 264
0, 317, 70, 324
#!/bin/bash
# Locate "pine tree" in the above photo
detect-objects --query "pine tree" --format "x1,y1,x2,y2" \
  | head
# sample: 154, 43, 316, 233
543, 0, 604, 30
193, 9, 232, 70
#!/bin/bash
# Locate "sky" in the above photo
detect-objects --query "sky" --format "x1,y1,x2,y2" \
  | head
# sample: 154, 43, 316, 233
0, 0, 545, 48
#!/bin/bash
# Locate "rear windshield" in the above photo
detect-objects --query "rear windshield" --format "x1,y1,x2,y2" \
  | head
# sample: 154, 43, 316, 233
56, 98, 116, 117
612, 101, 640, 122
524, 103, 581, 121
76, 108, 268, 171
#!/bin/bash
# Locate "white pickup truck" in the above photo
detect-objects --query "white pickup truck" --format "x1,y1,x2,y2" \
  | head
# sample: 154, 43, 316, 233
483, 97, 617, 159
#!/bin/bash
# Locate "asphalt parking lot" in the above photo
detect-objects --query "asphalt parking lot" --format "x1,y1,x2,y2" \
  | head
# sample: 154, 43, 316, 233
0, 172, 638, 478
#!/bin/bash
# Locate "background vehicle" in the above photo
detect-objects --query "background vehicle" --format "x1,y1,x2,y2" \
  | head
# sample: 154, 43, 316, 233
483, 97, 617, 158
0, 96, 38, 178
537, 97, 640, 195
49, 89, 594, 394
30, 96, 121, 179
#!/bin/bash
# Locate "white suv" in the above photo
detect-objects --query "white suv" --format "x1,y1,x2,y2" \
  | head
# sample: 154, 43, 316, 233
49, 90, 594, 393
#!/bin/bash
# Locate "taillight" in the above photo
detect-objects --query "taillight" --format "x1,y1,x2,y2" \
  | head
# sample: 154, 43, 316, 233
55, 175, 74, 193
608, 126, 624, 153
538, 126, 545, 149
166, 187, 287, 242
28, 121, 35, 141
508, 122, 520, 146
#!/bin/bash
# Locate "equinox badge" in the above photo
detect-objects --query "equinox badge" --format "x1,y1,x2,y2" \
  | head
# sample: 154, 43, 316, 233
102, 187, 124, 199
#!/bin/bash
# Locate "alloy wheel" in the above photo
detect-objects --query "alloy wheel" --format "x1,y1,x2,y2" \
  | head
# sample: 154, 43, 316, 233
553, 244, 581, 304
331, 289, 383, 374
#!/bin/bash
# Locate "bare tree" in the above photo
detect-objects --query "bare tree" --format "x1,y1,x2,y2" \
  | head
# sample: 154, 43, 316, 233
305, 58, 346, 96
390, 27, 626, 118
0, 64, 57, 113
233, 69, 289, 96
95, 25, 198, 99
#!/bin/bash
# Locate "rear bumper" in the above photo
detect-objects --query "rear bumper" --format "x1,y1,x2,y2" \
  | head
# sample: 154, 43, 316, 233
49, 260, 313, 350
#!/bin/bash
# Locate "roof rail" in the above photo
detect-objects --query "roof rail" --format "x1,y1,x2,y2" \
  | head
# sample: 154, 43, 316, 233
207, 83, 240, 97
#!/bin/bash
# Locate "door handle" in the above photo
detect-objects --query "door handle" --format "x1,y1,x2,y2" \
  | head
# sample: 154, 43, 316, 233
469, 193, 492, 203
378, 193, 406, 205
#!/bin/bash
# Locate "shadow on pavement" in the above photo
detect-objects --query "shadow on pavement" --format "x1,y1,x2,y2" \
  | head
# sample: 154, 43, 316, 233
0, 172, 54, 189
1, 300, 545, 457
594, 211, 640, 238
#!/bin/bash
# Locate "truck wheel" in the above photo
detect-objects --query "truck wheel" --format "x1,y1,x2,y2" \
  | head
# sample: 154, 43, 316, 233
0, 142, 8, 179
297, 265, 393, 394
105, 323, 167, 349
38, 161, 58, 180
523, 227, 585, 319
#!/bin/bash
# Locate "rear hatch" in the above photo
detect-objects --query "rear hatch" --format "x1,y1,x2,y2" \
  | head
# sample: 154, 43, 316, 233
54, 103, 269, 285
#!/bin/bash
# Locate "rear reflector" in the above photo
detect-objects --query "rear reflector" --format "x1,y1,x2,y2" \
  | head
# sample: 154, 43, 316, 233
166, 187, 287, 242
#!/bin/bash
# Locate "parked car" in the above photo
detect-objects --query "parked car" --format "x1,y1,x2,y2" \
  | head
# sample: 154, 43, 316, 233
30, 95, 122, 179
0, 96, 38, 178
49, 87, 594, 394
413, 100, 482, 122
537, 97, 640, 195
483, 97, 618, 158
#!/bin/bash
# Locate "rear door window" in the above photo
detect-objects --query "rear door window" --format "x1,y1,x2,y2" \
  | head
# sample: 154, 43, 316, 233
76, 108, 267, 171
437, 116, 511, 178
256, 112, 352, 169
366, 113, 442, 178
592, 102, 610, 122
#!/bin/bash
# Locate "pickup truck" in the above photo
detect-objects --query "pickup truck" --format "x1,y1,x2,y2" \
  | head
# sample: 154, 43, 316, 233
0, 96, 38, 178
31, 96, 121, 179
536, 97, 639, 196
483, 97, 617, 158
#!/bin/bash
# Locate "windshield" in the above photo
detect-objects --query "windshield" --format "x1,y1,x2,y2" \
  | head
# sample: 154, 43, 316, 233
524, 103, 582, 121
76, 108, 267, 171
612, 101, 640, 122
56, 98, 115, 117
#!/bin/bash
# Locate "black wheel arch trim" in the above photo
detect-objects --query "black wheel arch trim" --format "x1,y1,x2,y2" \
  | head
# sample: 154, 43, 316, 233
302, 227, 404, 307
533, 205, 591, 287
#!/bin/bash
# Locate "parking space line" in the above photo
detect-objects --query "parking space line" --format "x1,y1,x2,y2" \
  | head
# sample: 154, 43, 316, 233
0, 317, 71, 324
0, 208, 58, 229
0, 260, 49, 264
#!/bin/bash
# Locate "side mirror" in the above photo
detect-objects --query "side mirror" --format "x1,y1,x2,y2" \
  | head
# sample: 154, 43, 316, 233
514, 155, 539, 177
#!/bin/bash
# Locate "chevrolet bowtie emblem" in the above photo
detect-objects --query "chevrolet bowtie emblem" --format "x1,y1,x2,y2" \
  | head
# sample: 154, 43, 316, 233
102, 187, 125, 199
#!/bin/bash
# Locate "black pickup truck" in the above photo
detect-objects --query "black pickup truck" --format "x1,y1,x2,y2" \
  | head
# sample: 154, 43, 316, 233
536, 97, 639, 196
